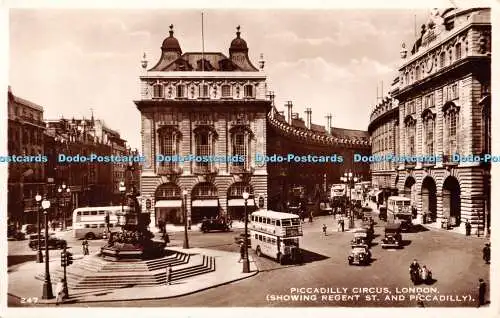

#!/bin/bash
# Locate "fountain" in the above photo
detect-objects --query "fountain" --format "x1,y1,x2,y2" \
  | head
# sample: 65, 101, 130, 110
100, 187, 166, 261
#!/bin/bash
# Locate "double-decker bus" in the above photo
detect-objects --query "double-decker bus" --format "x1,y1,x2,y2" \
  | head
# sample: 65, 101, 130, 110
330, 184, 346, 199
387, 196, 412, 231
72, 206, 133, 240
250, 210, 303, 264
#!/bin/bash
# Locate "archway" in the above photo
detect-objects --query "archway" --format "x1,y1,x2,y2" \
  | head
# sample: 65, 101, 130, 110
227, 182, 255, 221
403, 176, 417, 206
443, 176, 461, 227
421, 177, 437, 222
154, 183, 182, 225
191, 182, 219, 223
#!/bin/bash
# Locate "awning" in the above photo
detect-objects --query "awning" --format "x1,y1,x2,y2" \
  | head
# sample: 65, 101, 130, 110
155, 200, 182, 208
228, 199, 255, 207
192, 199, 219, 207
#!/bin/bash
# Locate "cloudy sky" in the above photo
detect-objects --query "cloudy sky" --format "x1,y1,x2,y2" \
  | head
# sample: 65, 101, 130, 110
10, 8, 438, 149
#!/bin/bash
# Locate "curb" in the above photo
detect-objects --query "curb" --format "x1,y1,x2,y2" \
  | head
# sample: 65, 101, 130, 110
8, 268, 259, 305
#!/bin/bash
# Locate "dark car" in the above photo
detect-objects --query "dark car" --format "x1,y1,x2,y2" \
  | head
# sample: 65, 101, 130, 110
381, 223, 403, 249
200, 218, 230, 233
348, 244, 372, 266
28, 234, 67, 250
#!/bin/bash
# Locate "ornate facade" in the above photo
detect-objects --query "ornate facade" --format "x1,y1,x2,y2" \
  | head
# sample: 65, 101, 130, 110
135, 26, 270, 224
391, 8, 491, 235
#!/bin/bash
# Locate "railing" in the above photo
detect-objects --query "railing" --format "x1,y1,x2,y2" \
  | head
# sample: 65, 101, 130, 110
20, 115, 45, 127
229, 165, 254, 174
193, 164, 218, 175
157, 164, 183, 176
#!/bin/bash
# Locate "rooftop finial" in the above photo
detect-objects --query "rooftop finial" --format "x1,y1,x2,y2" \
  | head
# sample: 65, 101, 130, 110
236, 25, 241, 38
169, 24, 174, 36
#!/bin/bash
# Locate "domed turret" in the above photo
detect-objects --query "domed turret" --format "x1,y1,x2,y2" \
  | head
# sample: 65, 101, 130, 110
162, 24, 182, 54
229, 25, 248, 54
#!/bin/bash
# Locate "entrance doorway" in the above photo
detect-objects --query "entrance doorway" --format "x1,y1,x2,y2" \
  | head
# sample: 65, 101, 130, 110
421, 177, 437, 222
443, 176, 461, 227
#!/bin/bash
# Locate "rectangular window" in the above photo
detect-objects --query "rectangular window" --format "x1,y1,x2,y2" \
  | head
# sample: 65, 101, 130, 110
426, 120, 434, 154
440, 52, 446, 68
221, 85, 232, 98
451, 84, 458, 100
199, 84, 209, 98
153, 84, 164, 99
244, 85, 254, 98
448, 113, 457, 155
176, 85, 186, 98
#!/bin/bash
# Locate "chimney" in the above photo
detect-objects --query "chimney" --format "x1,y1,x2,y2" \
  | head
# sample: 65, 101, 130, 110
285, 101, 293, 125
326, 113, 332, 134
305, 108, 312, 129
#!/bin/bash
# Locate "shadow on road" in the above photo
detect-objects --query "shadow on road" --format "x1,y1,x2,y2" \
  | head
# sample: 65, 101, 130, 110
401, 239, 412, 247
8, 254, 36, 267
300, 249, 329, 264
407, 225, 430, 233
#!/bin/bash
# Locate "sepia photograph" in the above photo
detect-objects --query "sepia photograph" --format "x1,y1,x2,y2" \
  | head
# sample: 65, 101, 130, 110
2, 1, 495, 315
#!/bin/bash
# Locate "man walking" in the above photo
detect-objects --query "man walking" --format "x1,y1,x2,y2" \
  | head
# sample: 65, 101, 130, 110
322, 224, 327, 236
482, 243, 491, 264
82, 239, 89, 256
477, 278, 486, 307
465, 219, 471, 236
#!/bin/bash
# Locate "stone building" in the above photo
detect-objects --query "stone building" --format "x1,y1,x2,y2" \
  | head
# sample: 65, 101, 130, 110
135, 26, 270, 225
391, 8, 491, 235
367, 91, 400, 205
7, 86, 46, 225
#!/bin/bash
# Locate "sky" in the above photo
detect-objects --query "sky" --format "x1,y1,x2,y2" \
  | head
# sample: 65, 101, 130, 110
9, 8, 438, 150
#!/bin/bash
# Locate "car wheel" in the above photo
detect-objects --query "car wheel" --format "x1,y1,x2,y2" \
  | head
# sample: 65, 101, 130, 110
85, 232, 96, 240
256, 246, 262, 257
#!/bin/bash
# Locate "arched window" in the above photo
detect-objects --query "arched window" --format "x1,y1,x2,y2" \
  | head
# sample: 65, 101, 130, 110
440, 51, 446, 68
405, 117, 416, 156
230, 126, 253, 170
155, 183, 181, 199
455, 43, 462, 60
443, 103, 460, 156
422, 111, 435, 155
158, 127, 180, 170
227, 182, 254, 198
194, 127, 217, 173
192, 182, 218, 198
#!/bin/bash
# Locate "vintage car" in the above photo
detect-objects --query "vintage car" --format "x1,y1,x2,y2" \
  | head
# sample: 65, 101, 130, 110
28, 234, 67, 250
348, 244, 372, 266
350, 228, 371, 247
378, 206, 387, 221
381, 223, 403, 249
200, 218, 230, 233
8, 225, 25, 240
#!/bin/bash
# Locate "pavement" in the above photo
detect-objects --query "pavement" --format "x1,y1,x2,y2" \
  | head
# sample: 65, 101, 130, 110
8, 247, 258, 305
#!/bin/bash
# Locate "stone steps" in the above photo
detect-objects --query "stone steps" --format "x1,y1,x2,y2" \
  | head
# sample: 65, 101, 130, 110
34, 252, 215, 290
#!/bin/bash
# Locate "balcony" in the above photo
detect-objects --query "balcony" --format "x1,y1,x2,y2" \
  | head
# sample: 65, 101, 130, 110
193, 164, 218, 175
157, 164, 183, 176
229, 165, 254, 175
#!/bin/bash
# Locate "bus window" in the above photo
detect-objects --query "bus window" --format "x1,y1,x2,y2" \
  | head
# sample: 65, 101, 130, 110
251, 216, 254, 222
266, 218, 271, 224
90, 211, 97, 216
271, 219, 275, 225
84, 224, 90, 228
276, 220, 281, 226
99, 211, 105, 215
83, 211, 89, 216
255, 234, 258, 239
77, 211, 82, 216
90, 224, 98, 228
271, 238, 276, 244
291, 219, 300, 226
282, 219, 291, 226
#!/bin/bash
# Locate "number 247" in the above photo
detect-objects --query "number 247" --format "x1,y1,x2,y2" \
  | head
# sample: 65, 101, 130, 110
21, 297, 39, 304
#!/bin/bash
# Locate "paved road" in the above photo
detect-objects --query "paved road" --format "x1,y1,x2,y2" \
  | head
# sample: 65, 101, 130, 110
8, 213, 490, 307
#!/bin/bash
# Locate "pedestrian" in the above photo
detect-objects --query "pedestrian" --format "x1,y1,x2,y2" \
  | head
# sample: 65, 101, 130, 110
322, 224, 327, 236
465, 219, 471, 236
55, 278, 65, 305
340, 218, 345, 232
477, 278, 486, 307
82, 239, 89, 255
165, 265, 172, 285
482, 243, 490, 264
239, 242, 245, 262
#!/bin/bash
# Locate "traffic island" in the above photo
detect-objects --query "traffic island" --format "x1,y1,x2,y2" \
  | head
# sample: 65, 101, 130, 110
8, 248, 258, 305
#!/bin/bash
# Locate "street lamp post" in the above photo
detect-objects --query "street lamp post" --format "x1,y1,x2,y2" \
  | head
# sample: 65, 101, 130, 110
119, 181, 126, 228
182, 189, 189, 249
35, 193, 43, 263
242, 190, 250, 273
341, 172, 358, 229
64, 187, 70, 230
41, 198, 54, 299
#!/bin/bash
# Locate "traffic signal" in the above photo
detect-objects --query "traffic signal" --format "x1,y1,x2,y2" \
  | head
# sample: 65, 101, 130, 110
66, 252, 73, 266
60, 251, 66, 267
